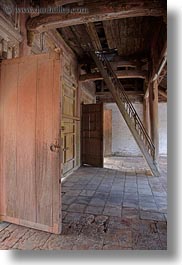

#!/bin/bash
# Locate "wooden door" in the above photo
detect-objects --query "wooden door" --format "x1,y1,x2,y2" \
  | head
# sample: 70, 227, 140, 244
81, 103, 103, 167
104, 109, 112, 156
0, 52, 62, 234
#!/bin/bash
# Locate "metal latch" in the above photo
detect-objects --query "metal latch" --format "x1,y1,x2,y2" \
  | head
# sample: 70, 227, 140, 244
50, 139, 60, 152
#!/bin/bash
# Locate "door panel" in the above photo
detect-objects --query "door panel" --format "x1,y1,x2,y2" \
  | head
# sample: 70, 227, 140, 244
61, 56, 77, 177
81, 103, 103, 167
62, 118, 76, 175
0, 52, 61, 234
2, 63, 18, 219
104, 109, 112, 156
17, 58, 37, 223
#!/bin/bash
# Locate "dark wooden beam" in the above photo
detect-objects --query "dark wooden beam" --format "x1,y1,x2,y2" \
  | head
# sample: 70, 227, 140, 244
144, 42, 167, 98
80, 70, 147, 82
96, 91, 143, 103
96, 91, 144, 96
110, 61, 137, 70
54, 0, 82, 6
27, 0, 166, 32
80, 57, 145, 69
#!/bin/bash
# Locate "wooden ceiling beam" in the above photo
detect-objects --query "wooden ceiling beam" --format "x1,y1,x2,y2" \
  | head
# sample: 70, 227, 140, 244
27, 0, 166, 32
54, 1, 83, 6
96, 91, 144, 103
96, 91, 144, 96
144, 41, 167, 98
80, 70, 147, 82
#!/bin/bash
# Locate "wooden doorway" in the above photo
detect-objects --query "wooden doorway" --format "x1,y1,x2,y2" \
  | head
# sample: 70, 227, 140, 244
81, 103, 104, 167
0, 52, 62, 234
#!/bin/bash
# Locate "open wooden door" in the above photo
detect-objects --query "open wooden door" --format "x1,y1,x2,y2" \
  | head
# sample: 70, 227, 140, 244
81, 103, 103, 167
0, 52, 62, 234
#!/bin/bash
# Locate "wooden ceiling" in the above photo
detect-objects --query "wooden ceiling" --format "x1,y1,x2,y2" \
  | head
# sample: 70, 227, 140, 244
26, 0, 167, 101
102, 17, 161, 57
58, 16, 163, 60
57, 15, 166, 101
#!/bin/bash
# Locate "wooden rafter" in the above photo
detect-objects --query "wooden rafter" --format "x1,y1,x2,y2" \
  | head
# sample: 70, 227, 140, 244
54, 0, 83, 6
144, 44, 167, 98
96, 91, 144, 103
80, 70, 147, 82
27, 0, 166, 32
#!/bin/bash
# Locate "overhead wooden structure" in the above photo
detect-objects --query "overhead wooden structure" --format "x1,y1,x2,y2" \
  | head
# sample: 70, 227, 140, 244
27, 0, 166, 32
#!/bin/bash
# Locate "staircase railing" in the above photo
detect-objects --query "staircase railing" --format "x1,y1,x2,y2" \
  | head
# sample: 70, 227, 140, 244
95, 51, 155, 160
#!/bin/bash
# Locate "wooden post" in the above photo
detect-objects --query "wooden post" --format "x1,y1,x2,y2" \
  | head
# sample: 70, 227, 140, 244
149, 79, 159, 164
143, 96, 151, 137
19, 13, 31, 56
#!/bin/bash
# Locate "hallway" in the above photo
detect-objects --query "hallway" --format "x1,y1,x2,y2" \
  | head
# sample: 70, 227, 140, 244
0, 157, 167, 250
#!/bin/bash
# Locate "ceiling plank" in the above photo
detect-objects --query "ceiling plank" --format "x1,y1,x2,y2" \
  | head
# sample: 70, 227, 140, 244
27, 0, 166, 32
80, 70, 147, 82
59, 27, 84, 57
103, 20, 116, 50
85, 23, 102, 50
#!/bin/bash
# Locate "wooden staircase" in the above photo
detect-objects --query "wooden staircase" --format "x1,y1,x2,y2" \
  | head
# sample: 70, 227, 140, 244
90, 51, 160, 176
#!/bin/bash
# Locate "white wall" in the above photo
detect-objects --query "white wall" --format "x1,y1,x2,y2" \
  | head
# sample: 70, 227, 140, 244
159, 103, 167, 155
105, 102, 167, 156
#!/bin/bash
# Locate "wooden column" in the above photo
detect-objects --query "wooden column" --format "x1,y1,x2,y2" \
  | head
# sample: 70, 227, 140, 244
19, 13, 31, 56
149, 79, 159, 164
143, 96, 151, 137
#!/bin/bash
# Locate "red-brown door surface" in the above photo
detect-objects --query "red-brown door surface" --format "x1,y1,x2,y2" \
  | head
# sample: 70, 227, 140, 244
0, 52, 62, 234
81, 103, 103, 167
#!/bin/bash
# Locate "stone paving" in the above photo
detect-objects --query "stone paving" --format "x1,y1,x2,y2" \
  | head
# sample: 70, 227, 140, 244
0, 156, 167, 250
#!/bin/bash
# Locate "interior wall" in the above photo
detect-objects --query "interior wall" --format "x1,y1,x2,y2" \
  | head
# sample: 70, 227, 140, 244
80, 81, 96, 104
158, 102, 167, 155
104, 102, 167, 156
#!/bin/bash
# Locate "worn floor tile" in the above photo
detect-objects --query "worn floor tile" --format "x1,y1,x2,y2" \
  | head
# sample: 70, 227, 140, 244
0, 225, 29, 249
67, 203, 86, 213
140, 211, 166, 221
103, 206, 122, 217
0, 157, 167, 250
80, 190, 95, 197
0, 222, 10, 232
13, 229, 51, 250
85, 206, 104, 215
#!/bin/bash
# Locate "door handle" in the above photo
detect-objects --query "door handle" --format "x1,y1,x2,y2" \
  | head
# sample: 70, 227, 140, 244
50, 140, 60, 152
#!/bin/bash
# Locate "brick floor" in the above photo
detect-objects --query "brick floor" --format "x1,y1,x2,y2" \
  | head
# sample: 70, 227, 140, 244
0, 156, 167, 250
